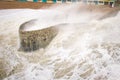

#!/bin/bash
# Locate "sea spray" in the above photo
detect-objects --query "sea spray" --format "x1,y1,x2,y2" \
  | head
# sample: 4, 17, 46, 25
0, 3, 120, 80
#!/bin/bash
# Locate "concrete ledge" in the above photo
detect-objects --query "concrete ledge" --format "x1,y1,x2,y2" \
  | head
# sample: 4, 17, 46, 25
19, 19, 58, 52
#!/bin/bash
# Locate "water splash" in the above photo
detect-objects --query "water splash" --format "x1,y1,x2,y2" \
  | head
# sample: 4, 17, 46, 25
0, 3, 120, 80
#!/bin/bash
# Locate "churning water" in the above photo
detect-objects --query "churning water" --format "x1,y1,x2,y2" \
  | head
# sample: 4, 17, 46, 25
0, 3, 120, 80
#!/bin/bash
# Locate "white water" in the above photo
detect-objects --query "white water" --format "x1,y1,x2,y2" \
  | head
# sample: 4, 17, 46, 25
0, 4, 120, 80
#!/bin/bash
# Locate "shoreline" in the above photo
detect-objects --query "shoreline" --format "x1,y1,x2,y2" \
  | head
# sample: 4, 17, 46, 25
0, 1, 54, 9
0, 1, 120, 9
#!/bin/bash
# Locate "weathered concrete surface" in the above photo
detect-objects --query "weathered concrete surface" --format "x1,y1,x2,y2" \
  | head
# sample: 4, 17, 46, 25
19, 20, 58, 52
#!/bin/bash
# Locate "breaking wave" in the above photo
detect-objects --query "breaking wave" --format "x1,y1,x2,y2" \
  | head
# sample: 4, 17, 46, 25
0, 3, 120, 80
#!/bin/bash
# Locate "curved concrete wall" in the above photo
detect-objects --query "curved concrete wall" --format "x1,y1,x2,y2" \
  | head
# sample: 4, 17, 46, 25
19, 20, 58, 52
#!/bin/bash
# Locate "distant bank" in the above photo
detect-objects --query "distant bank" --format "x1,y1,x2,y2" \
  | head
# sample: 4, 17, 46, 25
0, 1, 53, 9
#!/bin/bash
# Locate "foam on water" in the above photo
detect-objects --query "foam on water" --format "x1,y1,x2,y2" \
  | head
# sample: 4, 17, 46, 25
0, 3, 120, 80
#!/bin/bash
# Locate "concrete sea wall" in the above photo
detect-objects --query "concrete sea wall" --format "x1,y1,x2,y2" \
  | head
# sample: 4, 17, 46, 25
19, 20, 58, 52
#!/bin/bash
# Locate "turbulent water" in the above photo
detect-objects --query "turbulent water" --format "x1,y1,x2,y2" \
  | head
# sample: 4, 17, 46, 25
0, 3, 120, 80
